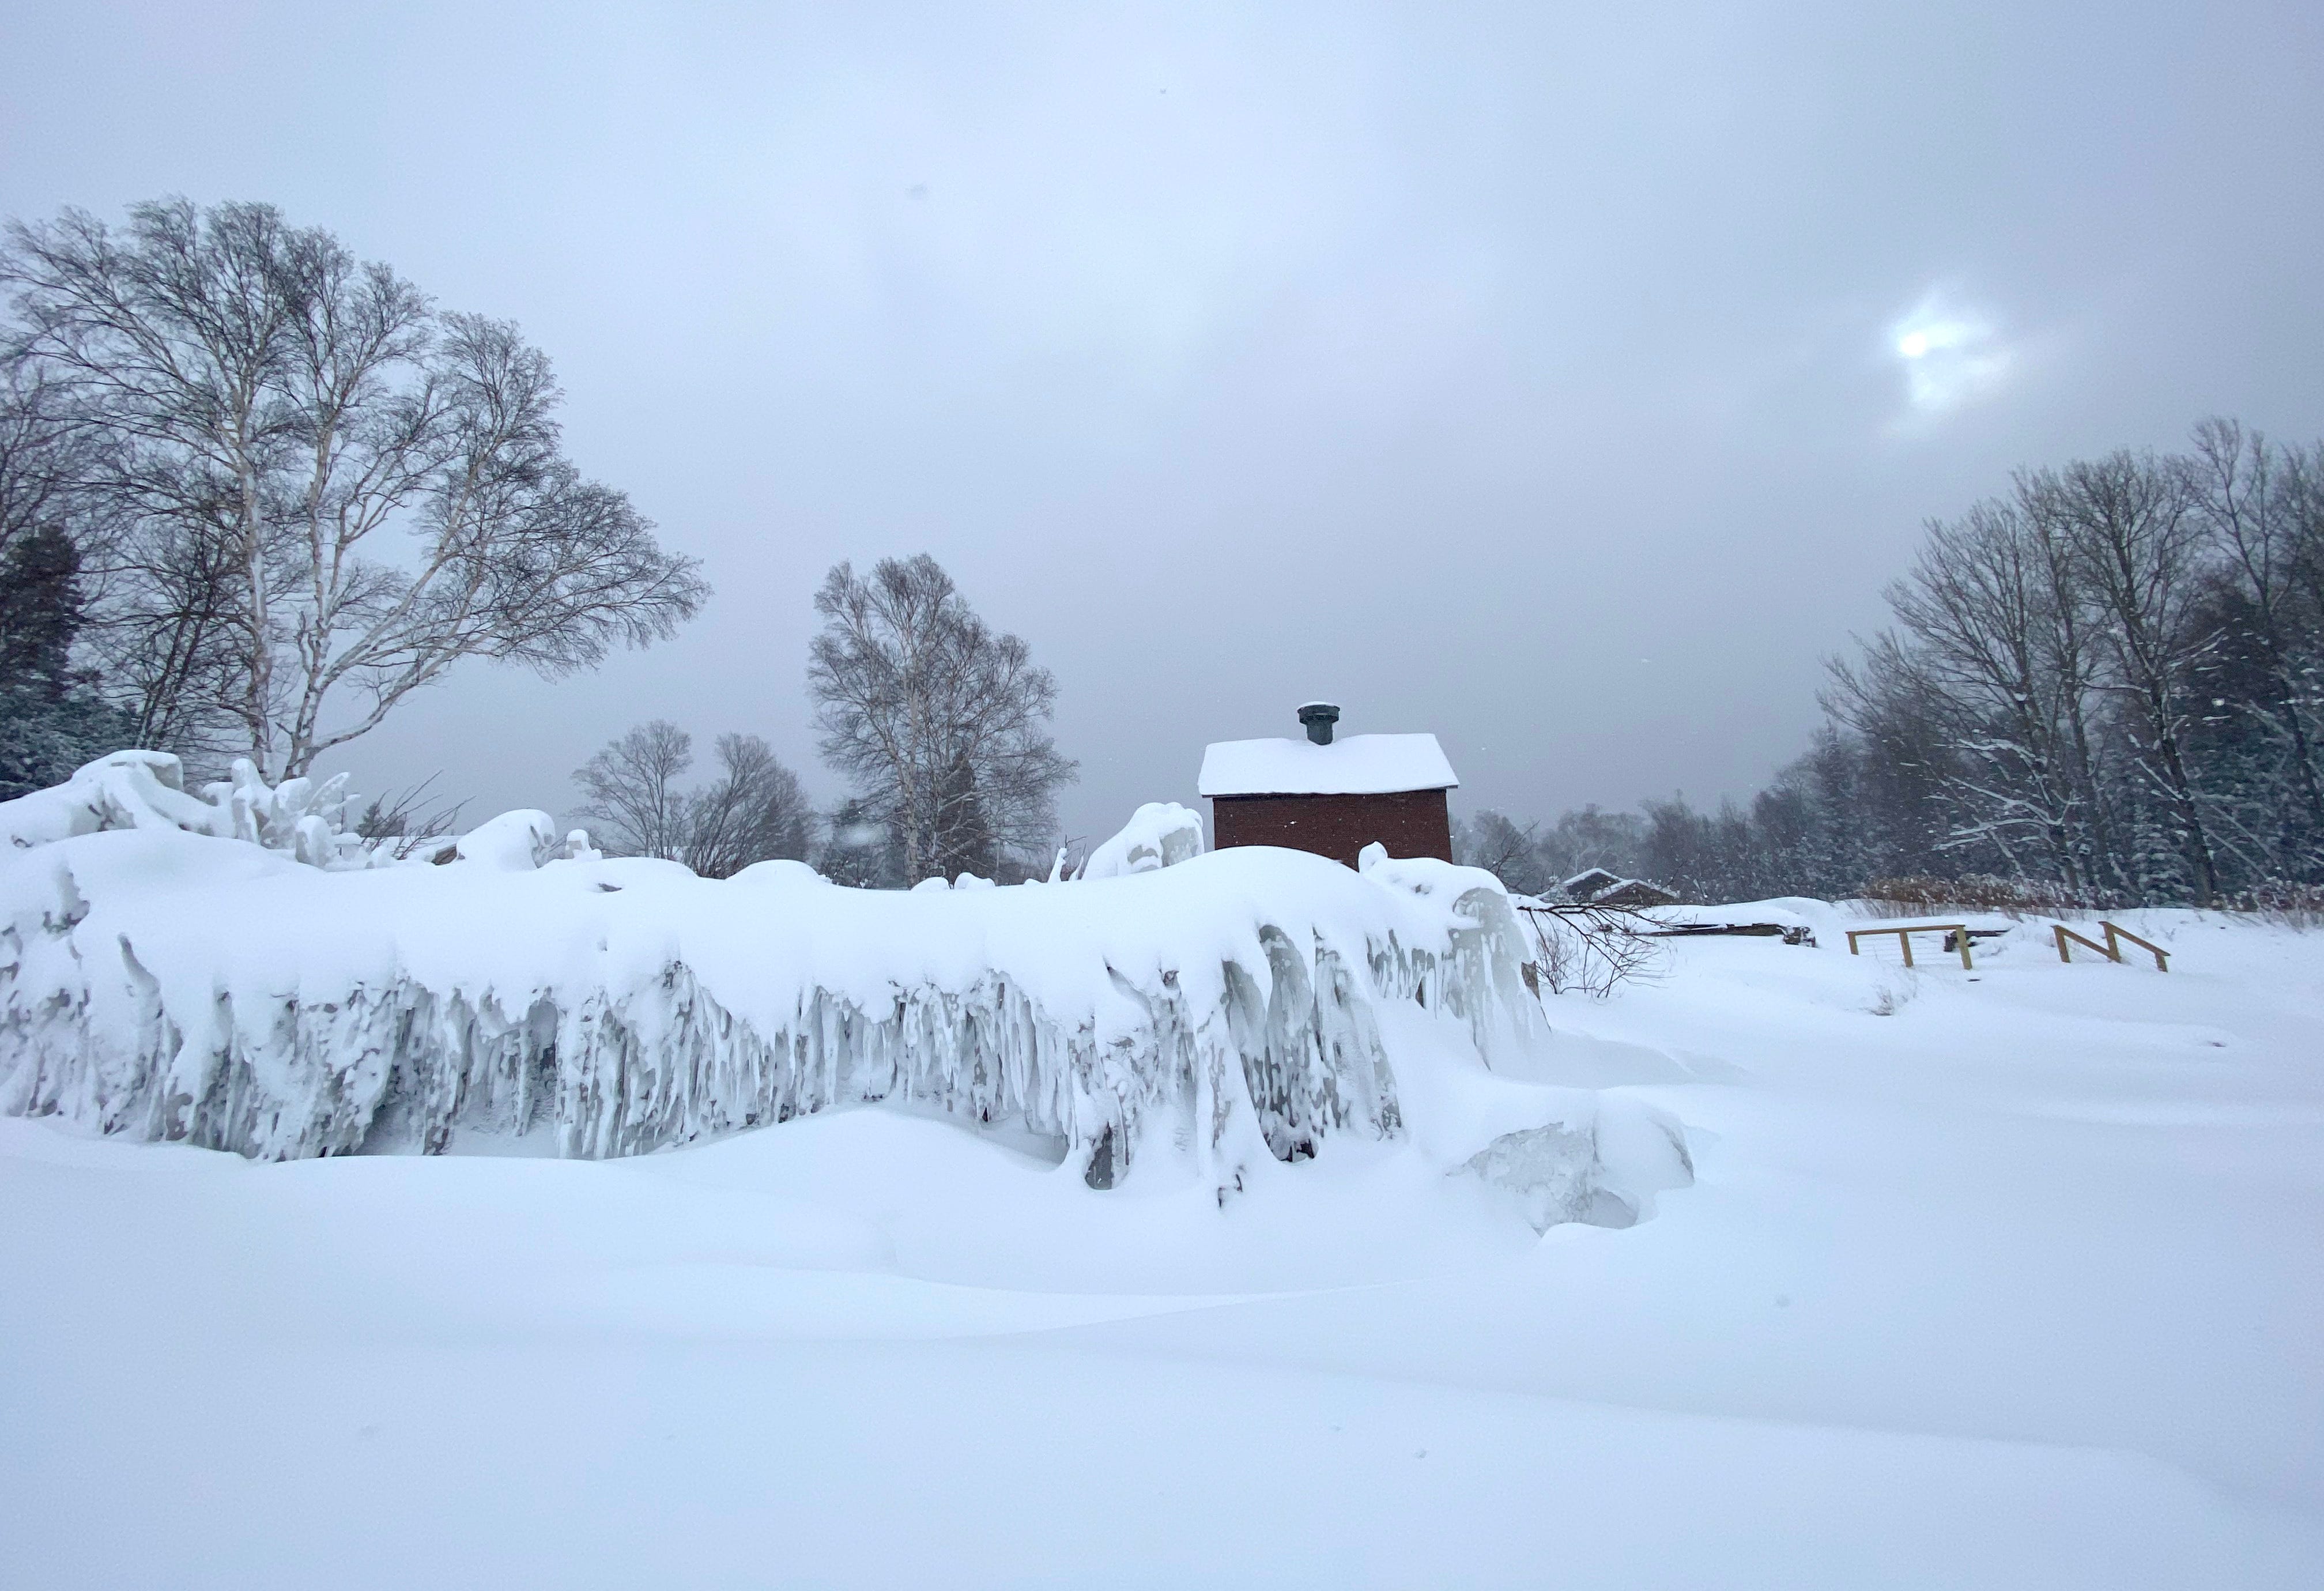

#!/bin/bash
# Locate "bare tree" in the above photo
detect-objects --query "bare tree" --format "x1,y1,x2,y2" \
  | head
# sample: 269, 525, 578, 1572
572, 721, 815, 877
1484, 420, 2324, 908
1865, 496, 2101, 887
684, 733, 814, 879
0, 359, 104, 564
350, 775, 469, 862
806, 554, 1075, 883
1451, 809, 1554, 894
1, 198, 707, 779
2186, 419, 2324, 862
2033, 452, 2223, 902
572, 719, 696, 860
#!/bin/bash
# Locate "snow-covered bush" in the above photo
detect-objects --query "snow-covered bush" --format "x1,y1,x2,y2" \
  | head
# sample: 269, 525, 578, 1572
0, 804, 1560, 1190
0, 750, 388, 870
1079, 802, 1205, 879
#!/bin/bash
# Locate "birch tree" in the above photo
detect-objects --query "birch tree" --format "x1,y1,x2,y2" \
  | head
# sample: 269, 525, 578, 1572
1, 198, 707, 779
806, 554, 1074, 884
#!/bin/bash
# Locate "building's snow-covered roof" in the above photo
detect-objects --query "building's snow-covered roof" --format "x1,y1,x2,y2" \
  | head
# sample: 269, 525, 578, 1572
1197, 733, 1459, 798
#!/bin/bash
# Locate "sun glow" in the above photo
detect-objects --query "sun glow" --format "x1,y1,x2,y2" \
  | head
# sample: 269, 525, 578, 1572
1888, 293, 2010, 416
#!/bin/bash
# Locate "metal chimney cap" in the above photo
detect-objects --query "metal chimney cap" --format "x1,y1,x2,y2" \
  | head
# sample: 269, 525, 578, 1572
1296, 701, 1340, 745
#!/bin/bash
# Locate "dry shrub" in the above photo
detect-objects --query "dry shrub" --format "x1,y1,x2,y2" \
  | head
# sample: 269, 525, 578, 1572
1858, 874, 2113, 918
1515, 903, 1665, 998
353, 778, 468, 862
2218, 884, 2324, 931
1861, 876, 2322, 930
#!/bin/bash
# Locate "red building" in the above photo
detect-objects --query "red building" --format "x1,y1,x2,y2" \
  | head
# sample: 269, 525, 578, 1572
1198, 703, 1459, 868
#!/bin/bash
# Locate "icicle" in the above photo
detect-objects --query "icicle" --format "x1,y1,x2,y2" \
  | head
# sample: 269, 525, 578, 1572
1, 824, 1548, 1183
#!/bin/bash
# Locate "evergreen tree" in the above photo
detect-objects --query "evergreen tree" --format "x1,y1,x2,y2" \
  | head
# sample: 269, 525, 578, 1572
0, 525, 135, 798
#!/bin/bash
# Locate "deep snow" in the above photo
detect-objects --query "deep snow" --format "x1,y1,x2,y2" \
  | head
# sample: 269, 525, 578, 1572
1198, 732, 1460, 796
2, 798, 2321, 1585
0, 811, 1586, 1187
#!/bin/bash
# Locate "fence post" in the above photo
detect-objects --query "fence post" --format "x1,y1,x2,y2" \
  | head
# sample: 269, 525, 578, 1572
2100, 922, 2171, 972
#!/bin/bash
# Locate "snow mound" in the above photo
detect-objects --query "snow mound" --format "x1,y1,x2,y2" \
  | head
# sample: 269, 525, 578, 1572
1079, 802, 1205, 879
454, 809, 565, 870
0, 821, 1560, 1190
1457, 1104, 1695, 1231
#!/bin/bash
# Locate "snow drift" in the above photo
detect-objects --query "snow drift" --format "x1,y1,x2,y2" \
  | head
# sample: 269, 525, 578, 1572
0, 757, 1594, 1193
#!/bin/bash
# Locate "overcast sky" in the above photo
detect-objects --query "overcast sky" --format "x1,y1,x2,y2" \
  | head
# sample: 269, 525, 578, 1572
6, 2, 2322, 842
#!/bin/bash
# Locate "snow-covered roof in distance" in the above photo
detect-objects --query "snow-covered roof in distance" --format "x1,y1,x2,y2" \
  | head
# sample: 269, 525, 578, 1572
1198, 733, 1459, 798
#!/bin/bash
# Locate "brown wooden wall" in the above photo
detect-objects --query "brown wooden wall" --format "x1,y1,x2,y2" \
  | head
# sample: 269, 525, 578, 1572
1210, 789, 1453, 868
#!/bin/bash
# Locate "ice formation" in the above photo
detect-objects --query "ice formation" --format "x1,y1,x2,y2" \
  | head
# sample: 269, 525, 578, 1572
0, 780, 1568, 1192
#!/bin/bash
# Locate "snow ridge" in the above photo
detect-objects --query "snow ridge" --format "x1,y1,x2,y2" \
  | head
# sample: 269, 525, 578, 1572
0, 828, 1542, 1187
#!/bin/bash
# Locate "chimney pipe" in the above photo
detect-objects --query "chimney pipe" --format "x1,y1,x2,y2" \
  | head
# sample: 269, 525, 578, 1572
1297, 701, 1340, 745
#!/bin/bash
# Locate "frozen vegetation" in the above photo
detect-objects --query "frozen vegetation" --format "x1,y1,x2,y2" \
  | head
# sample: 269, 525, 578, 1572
1, 755, 1682, 1208
3, 754, 2321, 1588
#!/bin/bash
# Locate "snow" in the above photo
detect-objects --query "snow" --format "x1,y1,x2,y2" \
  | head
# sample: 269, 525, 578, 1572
3, 812, 2322, 1584
0, 805, 1546, 1179
1457, 1102, 1696, 1231
1, 749, 390, 869
1197, 732, 1459, 796
1078, 800, 1206, 877
453, 806, 565, 868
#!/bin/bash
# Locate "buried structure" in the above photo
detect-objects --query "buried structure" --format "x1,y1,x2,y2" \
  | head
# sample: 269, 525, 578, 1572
1199, 702, 1459, 868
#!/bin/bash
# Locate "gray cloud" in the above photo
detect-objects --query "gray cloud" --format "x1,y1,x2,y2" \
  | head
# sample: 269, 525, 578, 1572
5, 1, 2321, 840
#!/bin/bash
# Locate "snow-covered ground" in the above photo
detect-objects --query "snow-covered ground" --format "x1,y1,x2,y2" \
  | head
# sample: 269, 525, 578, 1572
4, 831, 2321, 1584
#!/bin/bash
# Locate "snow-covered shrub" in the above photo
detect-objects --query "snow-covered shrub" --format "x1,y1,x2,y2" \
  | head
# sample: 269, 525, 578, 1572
0, 750, 388, 870
0, 817, 1554, 1189
454, 809, 568, 870
1079, 802, 1206, 879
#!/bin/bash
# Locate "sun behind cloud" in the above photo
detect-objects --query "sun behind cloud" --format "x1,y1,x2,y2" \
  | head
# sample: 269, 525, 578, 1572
1889, 292, 2012, 418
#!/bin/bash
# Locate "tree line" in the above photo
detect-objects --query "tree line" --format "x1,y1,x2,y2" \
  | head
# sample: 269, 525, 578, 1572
1, 198, 1076, 884
1460, 420, 2324, 908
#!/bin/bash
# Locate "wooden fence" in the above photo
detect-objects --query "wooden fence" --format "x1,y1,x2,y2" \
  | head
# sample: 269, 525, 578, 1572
2054, 922, 2171, 971
1845, 923, 1975, 969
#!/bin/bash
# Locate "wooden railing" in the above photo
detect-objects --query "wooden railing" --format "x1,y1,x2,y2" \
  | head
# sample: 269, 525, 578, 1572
1847, 919, 2171, 974
1845, 923, 1974, 969
2054, 921, 2170, 971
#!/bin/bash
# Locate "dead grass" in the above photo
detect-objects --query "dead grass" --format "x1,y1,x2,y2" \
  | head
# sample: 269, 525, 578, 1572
2217, 885, 2324, 932
1856, 876, 2323, 930
1858, 875, 2110, 920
